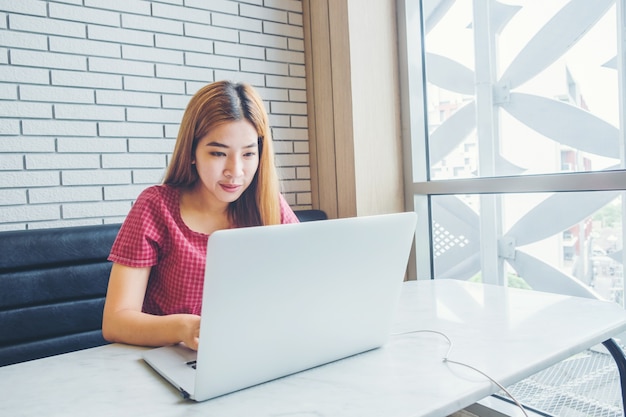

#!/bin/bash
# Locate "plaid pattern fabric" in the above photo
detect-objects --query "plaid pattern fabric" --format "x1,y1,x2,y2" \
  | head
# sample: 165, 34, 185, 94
108, 184, 299, 315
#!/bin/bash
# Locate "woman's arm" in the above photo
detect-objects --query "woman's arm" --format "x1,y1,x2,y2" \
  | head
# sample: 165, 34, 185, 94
102, 263, 201, 350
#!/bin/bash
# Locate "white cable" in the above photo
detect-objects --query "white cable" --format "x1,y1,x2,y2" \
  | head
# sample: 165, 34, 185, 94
392, 329, 530, 417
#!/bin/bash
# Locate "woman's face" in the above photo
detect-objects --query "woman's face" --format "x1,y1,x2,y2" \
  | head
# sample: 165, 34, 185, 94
192, 119, 260, 208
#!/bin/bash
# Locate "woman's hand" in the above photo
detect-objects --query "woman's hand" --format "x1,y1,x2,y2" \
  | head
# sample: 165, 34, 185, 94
178, 314, 201, 350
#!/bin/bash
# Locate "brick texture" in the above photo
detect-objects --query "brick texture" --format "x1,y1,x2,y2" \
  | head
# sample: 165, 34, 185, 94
0, 0, 311, 230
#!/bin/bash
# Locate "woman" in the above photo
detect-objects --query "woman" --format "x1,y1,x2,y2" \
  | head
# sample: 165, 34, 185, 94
102, 81, 299, 350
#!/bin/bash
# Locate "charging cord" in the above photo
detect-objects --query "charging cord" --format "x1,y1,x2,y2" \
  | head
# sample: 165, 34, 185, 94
392, 329, 530, 417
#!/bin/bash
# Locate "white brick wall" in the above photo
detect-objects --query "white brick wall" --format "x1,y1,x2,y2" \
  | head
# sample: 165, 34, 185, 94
0, 0, 311, 230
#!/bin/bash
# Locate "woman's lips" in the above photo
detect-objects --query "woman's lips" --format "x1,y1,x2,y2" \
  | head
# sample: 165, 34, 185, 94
220, 183, 242, 193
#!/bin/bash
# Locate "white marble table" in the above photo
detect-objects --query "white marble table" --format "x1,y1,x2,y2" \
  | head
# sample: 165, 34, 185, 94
2, 279, 626, 417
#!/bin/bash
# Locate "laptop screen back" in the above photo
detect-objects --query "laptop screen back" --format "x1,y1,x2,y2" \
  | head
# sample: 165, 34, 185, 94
192, 212, 417, 401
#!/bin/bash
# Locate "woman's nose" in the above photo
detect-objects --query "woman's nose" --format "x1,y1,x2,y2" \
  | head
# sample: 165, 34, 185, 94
224, 156, 243, 178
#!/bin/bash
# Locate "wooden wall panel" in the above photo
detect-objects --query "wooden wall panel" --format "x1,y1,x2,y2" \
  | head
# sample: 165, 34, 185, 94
302, 0, 404, 219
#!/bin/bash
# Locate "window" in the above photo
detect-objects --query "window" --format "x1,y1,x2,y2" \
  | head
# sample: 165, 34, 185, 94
400, 0, 626, 300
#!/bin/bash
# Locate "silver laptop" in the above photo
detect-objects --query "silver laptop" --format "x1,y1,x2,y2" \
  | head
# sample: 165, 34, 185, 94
143, 211, 417, 401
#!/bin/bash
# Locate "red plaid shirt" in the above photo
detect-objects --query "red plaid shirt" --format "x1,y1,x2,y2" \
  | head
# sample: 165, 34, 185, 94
108, 185, 299, 315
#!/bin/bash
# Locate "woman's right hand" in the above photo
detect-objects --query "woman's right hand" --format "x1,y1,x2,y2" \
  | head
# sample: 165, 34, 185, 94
177, 314, 201, 350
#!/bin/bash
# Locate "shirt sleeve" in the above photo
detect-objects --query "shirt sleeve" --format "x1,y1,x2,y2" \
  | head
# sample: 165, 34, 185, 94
108, 187, 164, 267
279, 194, 300, 224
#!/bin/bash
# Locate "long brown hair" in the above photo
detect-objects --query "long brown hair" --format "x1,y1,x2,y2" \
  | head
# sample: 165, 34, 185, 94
163, 81, 281, 227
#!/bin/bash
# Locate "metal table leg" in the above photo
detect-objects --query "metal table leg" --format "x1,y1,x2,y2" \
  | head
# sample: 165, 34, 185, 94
602, 338, 626, 416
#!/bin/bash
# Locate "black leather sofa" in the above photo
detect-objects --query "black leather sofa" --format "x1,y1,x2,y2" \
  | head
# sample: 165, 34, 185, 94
0, 209, 327, 367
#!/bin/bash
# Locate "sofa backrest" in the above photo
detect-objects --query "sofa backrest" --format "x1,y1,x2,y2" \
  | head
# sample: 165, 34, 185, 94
0, 209, 327, 366
0, 224, 120, 367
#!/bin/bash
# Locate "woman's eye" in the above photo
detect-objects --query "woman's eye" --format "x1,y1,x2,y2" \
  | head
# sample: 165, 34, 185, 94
244, 152, 257, 157
210, 151, 226, 157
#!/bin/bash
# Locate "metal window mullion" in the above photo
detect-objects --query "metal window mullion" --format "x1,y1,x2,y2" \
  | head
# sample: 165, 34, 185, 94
398, 0, 433, 281
410, 170, 626, 195
618, 0, 626, 308
473, 0, 505, 286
